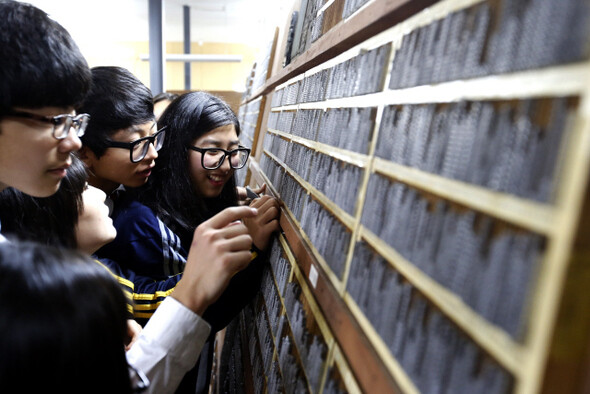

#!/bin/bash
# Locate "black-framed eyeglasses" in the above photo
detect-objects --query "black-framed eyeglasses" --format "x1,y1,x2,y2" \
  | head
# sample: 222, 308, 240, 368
105, 127, 166, 163
188, 145, 251, 170
4, 109, 90, 140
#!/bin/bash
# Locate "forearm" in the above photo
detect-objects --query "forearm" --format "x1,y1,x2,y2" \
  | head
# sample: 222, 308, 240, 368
126, 297, 211, 394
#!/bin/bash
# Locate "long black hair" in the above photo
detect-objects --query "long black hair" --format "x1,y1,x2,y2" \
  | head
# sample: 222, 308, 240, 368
0, 241, 132, 393
136, 91, 240, 242
0, 154, 87, 248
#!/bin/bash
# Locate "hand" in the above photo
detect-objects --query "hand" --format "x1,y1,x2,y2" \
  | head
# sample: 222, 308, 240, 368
243, 195, 280, 251
237, 184, 267, 205
171, 206, 257, 315
125, 319, 142, 351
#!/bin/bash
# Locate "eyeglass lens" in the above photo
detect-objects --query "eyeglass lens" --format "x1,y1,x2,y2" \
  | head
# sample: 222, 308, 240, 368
53, 114, 89, 139
131, 129, 165, 162
202, 149, 248, 169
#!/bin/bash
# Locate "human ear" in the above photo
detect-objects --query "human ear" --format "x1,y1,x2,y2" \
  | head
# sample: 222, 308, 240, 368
77, 146, 96, 168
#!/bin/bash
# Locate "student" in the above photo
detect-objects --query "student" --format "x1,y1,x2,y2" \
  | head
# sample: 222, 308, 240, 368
0, 2, 257, 392
0, 241, 142, 393
77, 66, 160, 195
97, 91, 280, 393
153, 91, 179, 121
0, 156, 184, 326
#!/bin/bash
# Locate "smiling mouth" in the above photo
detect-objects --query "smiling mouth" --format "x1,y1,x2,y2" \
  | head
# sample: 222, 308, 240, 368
207, 174, 225, 183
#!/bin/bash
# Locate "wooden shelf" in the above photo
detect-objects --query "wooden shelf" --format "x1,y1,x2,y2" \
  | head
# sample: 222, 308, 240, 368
263, 150, 357, 231
250, 159, 405, 393
269, 61, 589, 112
246, 0, 438, 103
373, 158, 557, 236
360, 225, 527, 377
268, 129, 370, 168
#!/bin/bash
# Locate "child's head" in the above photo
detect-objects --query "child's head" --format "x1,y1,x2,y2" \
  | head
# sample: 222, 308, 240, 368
153, 91, 179, 121
77, 66, 160, 193
142, 91, 247, 232
0, 1, 91, 197
0, 2, 90, 116
0, 241, 132, 393
0, 155, 116, 254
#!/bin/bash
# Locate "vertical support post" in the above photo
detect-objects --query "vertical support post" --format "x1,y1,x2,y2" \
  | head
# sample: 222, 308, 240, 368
148, 0, 165, 95
183, 5, 191, 91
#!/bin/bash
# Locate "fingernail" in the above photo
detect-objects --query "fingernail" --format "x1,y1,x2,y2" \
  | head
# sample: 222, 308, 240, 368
251, 208, 258, 214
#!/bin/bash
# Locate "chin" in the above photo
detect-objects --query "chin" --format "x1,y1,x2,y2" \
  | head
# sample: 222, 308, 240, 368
26, 184, 60, 198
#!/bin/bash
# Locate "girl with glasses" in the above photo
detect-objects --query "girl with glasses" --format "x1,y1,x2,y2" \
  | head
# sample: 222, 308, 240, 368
97, 91, 280, 393
0, 154, 258, 393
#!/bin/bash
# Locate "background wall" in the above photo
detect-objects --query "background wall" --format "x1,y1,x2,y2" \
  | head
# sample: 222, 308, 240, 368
24, 0, 291, 94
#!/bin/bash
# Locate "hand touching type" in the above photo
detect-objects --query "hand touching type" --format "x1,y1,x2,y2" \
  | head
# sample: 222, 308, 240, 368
171, 206, 257, 315
243, 195, 280, 251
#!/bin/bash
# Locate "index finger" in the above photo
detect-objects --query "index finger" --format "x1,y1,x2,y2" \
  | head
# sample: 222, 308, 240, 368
206, 206, 258, 229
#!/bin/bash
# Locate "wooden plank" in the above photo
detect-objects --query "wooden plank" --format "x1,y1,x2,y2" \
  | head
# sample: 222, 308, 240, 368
268, 128, 370, 168
518, 75, 590, 394
373, 158, 557, 236
249, 0, 438, 101
360, 226, 527, 376
279, 207, 405, 394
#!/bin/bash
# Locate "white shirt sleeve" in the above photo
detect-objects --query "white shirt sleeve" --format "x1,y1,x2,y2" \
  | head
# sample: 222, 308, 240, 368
126, 296, 211, 394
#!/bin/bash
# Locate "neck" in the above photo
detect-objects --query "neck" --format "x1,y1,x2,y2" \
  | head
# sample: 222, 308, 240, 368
87, 174, 119, 195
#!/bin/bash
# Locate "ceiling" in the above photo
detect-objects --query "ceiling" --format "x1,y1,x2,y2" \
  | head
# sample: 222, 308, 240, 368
27, 0, 292, 46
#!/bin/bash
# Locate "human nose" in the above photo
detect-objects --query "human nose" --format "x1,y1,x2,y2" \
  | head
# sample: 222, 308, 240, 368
219, 153, 232, 172
144, 141, 159, 161
57, 127, 83, 153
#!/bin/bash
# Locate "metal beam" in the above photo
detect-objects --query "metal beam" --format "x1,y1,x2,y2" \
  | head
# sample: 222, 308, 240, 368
183, 5, 191, 90
148, 0, 165, 94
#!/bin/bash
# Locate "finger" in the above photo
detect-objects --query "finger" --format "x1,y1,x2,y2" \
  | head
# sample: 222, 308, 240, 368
207, 206, 258, 229
236, 186, 247, 199
226, 250, 254, 272
259, 205, 280, 223
219, 222, 249, 239
225, 234, 253, 252
249, 195, 272, 209
267, 219, 281, 232
253, 183, 267, 195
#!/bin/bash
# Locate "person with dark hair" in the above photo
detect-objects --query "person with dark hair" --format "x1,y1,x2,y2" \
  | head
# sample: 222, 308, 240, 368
97, 91, 280, 393
0, 3, 259, 392
77, 66, 161, 194
0, 156, 185, 325
0, 0, 90, 199
0, 241, 139, 393
153, 91, 179, 121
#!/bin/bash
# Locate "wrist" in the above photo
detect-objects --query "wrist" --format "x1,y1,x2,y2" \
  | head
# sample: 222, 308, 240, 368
171, 279, 208, 316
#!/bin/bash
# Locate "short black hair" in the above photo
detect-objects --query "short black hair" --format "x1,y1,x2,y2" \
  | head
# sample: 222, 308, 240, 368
78, 66, 154, 157
153, 91, 179, 104
0, 1, 91, 115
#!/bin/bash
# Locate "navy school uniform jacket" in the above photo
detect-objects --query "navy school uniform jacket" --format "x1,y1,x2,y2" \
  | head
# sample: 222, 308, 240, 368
96, 195, 265, 331
96, 194, 266, 394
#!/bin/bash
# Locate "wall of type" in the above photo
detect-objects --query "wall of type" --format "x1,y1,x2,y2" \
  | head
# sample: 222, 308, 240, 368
217, 0, 590, 393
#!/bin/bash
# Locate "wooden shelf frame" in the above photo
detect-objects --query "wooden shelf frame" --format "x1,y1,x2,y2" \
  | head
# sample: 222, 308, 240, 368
245, 0, 438, 103
359, 225, 528, 376
262, 150, 357, 231
268, 128, 371, 168
236, 0, 590, 392
264, 128, 557, 236
270, 61, 590, 112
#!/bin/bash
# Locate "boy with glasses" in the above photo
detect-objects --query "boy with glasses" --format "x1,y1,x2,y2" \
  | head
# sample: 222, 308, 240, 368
0, 2, 258, 392
77, 66, 163, 195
